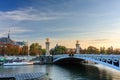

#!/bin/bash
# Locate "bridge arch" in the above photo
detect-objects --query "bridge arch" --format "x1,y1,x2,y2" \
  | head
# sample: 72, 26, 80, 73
53, 55, 98, 64
53, 55, 113, 65
53, 54, 120, 71
53, 56, 85, 64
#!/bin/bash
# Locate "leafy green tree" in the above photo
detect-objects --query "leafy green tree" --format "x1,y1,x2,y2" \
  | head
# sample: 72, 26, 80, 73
100, 47, 106, 54
30, 43, 42, 56
51, 45, 67, 55
41, 49, 46, 55
87, 46, 99, 54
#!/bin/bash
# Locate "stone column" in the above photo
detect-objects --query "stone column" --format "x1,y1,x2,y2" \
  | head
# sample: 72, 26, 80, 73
46, 38, 50, 56
76, 40, 80, 54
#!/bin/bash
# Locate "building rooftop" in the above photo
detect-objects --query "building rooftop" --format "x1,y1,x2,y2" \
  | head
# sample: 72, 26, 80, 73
0, 33, 27, 47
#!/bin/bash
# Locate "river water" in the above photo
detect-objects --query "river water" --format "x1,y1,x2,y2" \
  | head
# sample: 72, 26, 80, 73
0, 64, 120, 80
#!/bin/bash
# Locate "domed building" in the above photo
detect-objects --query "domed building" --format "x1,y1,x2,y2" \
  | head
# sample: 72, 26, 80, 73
0, 33, 27, 56
0, 33, 27, 47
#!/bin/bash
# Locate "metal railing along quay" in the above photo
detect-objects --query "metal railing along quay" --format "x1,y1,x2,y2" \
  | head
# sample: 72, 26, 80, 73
0, 72, 50, 80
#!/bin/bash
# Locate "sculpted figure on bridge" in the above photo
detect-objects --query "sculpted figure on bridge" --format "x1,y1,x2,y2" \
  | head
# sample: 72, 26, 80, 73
76, 40, 79, 44
46, 38, 49, 42
46, 38, 50, 56
76, 40, 80, 54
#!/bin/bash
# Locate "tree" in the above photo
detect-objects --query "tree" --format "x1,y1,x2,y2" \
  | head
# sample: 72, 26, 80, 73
14, 45, 21, 55
2, 44, 21, 56
114, 49, 120, 54
100, 47, 106, 54
30, 43, 42, 56
51, 45, 67, 55
87, 46, 99, 54
21, 46, 28, 55
107, 46, 113, 54
41, 49, 46, 55
80, 48, 87, 54
69, 49, 75, 54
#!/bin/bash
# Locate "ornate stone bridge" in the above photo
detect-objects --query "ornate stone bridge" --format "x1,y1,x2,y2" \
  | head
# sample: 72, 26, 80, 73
52, 54, 120, 70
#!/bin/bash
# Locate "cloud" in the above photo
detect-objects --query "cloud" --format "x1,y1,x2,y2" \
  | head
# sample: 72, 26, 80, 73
10, 27, 32, 34
0, 7, 69, 21
0, 27, 32, 37
0, 32, 9, 37
92, 39, 109, 42
83, 12, 114, 17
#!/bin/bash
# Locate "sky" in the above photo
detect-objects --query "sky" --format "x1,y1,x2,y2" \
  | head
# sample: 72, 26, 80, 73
0, 0, 120, 49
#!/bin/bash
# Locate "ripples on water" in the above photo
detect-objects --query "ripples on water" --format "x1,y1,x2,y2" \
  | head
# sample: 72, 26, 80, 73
0, 64, 120, 80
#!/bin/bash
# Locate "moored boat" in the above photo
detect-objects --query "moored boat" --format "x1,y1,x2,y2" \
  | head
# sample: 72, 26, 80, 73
3, 58, 33, 66
3, 61, 33, 66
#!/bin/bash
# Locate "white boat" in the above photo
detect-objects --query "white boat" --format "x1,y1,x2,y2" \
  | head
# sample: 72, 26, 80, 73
3, 61, 33, 66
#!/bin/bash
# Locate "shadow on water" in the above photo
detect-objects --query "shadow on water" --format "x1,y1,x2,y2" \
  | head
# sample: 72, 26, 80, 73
55, 63, 113, 80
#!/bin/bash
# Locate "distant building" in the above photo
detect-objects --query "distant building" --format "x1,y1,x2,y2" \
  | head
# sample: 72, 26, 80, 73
0, 33, 14, 44
16, 41, 27, 47
0, 33, 27, 47
66, 48, 76, 54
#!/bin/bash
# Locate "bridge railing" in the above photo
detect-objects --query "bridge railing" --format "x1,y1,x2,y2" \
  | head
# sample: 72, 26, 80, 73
53, 54, 68, 59
76, 54, 120, 70
53, 54, 120, 70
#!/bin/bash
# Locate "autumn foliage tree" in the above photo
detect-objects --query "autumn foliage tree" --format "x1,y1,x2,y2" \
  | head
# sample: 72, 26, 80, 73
0, 43, 29, 56
1, 44, 21, 56
21, 46, 28, 55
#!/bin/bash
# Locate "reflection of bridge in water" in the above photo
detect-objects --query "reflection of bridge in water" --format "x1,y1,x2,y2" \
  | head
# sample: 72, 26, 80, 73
52, 54, 120, 71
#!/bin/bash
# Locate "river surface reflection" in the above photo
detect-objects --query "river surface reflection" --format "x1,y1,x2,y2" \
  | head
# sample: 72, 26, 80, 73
0, 64, 120, 80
